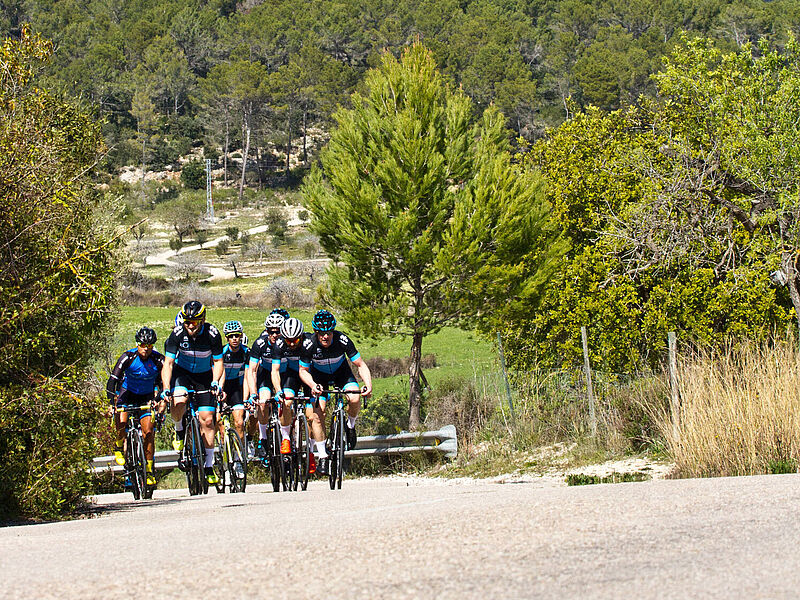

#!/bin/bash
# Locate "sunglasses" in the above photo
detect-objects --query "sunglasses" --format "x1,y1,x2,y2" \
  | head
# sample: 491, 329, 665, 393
267, 329, 280, 335
184, 319, 202, 326
138, 343, 153, 349
226, 333, 242, 339
285, 337, 301, 345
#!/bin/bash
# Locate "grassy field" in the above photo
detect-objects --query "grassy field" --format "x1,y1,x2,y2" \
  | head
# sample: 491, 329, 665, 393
112, 306, 497, 398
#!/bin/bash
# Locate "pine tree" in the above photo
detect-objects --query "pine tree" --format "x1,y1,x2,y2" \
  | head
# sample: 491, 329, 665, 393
304, 43, 542, 428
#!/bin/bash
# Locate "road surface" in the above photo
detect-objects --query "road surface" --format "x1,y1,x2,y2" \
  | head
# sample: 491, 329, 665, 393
2, 474, 799, 598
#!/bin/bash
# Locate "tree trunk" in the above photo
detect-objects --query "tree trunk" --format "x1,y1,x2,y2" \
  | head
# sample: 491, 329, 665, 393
408, 329, 423, 430
783, 248, 800, 339
286, 110, 292, 173
239, 121, 250, 203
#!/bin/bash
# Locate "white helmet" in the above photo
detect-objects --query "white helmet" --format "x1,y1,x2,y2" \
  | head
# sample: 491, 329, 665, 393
280, 317, 304, 340
264, 313, 285, 329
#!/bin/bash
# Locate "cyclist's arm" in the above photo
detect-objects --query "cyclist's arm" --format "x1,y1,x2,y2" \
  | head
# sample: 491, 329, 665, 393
212, 357, 224, 386
351, 356, 373, 396
106, 352, 131, 402
298, 364, 319, 393
161, 356, 174, 394
247, 359, 259, 399
271, 360, 282, 396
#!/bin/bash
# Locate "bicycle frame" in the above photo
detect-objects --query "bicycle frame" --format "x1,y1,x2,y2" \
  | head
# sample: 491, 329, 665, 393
321, 388, 362, 490
115, 403, 152, 500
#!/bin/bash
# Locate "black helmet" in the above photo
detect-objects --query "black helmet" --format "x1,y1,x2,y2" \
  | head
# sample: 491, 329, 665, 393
135, 327, 157, 345
180, 300, 206, 321
312, 309, 336, 332
270, 307, 291, 320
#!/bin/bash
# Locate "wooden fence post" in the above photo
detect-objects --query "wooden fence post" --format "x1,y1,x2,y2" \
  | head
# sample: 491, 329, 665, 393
581, 326, 597, 438
668, 331, 680, 437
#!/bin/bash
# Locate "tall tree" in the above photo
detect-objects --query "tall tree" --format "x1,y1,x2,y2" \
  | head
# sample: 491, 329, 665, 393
303, 43, 540, 427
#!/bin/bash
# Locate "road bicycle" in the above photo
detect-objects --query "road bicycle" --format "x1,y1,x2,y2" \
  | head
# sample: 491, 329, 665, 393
115, 402, 154, 500
212, 404, 247, 493
176, 389, 214, 496
322, 387, 365, 490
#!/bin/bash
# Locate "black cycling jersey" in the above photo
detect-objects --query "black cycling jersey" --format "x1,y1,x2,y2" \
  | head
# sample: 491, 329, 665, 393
301, 331, 360, 374
164, 323, 223, 373
106, 349, 165, 401
248, 332, 277, 371
274, 333, 314, 374
222, 343, 249, 385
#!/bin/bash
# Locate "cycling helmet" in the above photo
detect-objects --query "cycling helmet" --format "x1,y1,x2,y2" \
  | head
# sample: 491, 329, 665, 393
135, 327, 157, 345
180, 300, 206, 321
223, 320, 244, 336
280, 317, 304, 340
174, 311, 184, 327
264, 313, 285, 329
312, 309, 337, 332
270, 307, 291, 320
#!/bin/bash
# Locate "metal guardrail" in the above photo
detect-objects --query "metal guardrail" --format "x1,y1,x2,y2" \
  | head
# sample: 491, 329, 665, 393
89, 425, 458, 474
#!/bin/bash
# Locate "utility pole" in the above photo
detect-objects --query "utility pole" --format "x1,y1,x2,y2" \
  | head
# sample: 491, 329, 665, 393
206, 158, 215, 223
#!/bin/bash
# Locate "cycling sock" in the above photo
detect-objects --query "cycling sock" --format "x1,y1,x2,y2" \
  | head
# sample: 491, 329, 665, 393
259, 423, 268, 439
280, 425, 290, 440
315, 440, 328, 458
205, 448, 215, 468
147, 460, 154, 473
174, 421, 184, 433
347, 416, 357, 429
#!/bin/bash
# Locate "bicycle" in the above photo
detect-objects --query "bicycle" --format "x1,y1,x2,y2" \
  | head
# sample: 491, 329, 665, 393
176, 389, 214, 496
322, 387, 365, 490
265, 395, 289, 492
115, 402, 154, 500
212, 404, 247, 493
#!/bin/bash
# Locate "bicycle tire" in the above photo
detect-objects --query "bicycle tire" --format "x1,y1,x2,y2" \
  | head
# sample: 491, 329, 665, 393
227, 429, 247, 493
269, 422, 283, 492
328, 411, 341, 490
294, 414, 310, 491
127, 429, 145, 500
336, 410, 345, 489
186, 419, 204, 496
212, 431, 226, 494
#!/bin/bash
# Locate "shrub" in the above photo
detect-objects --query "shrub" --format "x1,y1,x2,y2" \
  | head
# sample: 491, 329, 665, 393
181, 160, 206, 189
225, 226, 239, 242
216, 239, 230, 256
425, 377, 495, 446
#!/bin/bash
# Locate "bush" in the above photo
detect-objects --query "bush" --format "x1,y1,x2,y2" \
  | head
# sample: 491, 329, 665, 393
225, 226, 239, 242
181, 160, 206, 189
425, 377, 495, 446
216, 239, 230, 256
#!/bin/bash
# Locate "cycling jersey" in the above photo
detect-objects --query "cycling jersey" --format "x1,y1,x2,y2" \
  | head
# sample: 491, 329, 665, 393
222, 343, 249, 385
274, 334, 315, 374
249, 332, 277, 371
302, 331, 360, 374
164, 323, 223, 373
106, 349, 165, 401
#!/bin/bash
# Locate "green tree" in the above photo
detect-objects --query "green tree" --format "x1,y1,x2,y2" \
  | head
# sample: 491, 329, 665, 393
0, 29, 119, 519
303, 43, 541, 427
181, 159, 206, 189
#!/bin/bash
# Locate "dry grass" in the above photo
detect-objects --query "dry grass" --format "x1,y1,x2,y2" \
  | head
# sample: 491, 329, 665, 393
662, 340, 800, 477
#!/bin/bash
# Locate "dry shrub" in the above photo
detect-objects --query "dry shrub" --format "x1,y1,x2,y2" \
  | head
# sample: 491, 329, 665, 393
425, 377, 495, 446
367, 354, 437, 378
661, 340, 800, 477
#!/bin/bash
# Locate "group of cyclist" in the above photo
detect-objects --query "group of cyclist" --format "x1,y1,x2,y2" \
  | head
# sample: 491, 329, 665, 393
106, 300, 372, 489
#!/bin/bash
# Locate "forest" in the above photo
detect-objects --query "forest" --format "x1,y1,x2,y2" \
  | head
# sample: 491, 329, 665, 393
2, 0, 799, 175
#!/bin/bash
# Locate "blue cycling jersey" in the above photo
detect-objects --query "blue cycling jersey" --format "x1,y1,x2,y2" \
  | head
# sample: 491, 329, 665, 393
106, 349, 165, 400
223, 343, 249, 385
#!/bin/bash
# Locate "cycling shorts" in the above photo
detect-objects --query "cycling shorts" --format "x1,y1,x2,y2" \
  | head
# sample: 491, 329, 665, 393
115, 390, 154, 418
256, 368, 276, 395
310, 365, 359, 400
172, 365, 217, 412
222, 381, 245, 410
280, 370, 311, 398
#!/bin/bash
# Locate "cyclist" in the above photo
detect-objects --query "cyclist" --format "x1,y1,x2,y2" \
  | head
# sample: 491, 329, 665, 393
161, 300, 225, 486
301, 310, 372, 465
106, 327, 165, 486
273, 317, 322, 469
219, 320, 250, 441
247, 312, 286, 459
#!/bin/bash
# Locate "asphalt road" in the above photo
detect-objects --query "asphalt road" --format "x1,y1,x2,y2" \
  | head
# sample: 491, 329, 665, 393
2, 473, 800, 599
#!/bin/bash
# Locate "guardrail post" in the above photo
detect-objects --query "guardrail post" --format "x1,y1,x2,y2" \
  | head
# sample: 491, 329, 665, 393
581, 326, 597, 438
496, 332, 515, 419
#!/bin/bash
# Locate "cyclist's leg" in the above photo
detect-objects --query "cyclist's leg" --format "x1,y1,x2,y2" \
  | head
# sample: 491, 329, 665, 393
224, 383, 246, 439
256, 369, 273, 454
171, 368, 193, 437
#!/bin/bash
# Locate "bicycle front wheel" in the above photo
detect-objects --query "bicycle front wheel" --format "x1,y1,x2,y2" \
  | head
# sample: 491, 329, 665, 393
127, 429, 146, 500
269, 423, 283, 492
227, 429, 247, 493
294, 414, 310, 491
185, 419, 204, 496
328, 411, 342, 490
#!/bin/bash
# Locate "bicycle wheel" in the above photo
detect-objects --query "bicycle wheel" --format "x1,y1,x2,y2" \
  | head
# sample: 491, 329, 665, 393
126, 429, 145, 500
186, 419, 204, 496
336, 410, 345, 489
294, 414, 310, 491
268, 422, 283, 492
212, 431, 226, 494
328, 411, 341, 490
226, 429, 247, 493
